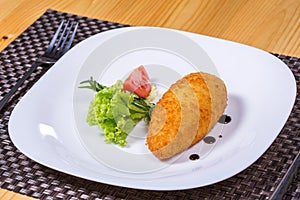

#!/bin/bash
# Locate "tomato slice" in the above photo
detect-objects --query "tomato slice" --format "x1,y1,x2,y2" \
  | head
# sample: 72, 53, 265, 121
123, 65, 152, 98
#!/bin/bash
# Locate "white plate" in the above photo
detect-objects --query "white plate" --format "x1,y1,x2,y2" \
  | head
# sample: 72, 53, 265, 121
8, 27, 296, 190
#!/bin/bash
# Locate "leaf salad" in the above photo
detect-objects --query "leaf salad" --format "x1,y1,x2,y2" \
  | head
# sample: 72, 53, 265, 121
79, 66, 156, 146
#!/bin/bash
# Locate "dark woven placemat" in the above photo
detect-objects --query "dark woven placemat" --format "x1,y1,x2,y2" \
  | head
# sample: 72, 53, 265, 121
0, 9, 299, 200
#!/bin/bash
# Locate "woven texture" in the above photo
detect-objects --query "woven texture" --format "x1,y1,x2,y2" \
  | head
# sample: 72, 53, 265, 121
0, 9, 299, 200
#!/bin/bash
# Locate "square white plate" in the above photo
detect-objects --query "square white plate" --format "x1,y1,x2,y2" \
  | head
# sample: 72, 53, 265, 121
8, 27, 296, 190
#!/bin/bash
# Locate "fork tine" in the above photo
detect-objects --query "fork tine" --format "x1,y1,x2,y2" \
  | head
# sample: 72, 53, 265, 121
57, 21, 73, 55
51, 20, 78, 58
45, 20, 65, 55
63, 22, 78, 54
55, 20, 70, 54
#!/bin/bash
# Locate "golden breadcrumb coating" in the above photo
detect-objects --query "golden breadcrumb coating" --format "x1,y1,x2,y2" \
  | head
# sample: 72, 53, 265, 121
147, 72, 227, 160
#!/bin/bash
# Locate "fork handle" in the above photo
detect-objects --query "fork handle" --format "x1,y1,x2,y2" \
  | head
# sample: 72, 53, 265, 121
0, 62, 42, 112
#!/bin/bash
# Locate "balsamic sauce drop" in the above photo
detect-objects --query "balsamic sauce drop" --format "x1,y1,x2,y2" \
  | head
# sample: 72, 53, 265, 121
203, 136, 216, 144
189, 154, 200, 161
218, 115, 231, 124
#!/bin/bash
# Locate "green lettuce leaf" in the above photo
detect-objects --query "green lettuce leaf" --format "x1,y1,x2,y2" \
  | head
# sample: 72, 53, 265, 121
83, 78, 155, 147
86, 80, 128, 146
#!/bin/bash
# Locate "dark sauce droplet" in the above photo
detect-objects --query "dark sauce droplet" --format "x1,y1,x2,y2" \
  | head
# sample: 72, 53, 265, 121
189, 154, 200, 161
218, 115, 231, 124
203, 136, 216, 144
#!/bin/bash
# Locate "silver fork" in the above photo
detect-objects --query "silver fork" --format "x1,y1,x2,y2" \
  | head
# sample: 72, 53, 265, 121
0, 20, 78, 111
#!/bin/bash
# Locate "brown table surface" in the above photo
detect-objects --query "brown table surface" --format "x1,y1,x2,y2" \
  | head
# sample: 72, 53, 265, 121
0, 0, 299, 199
